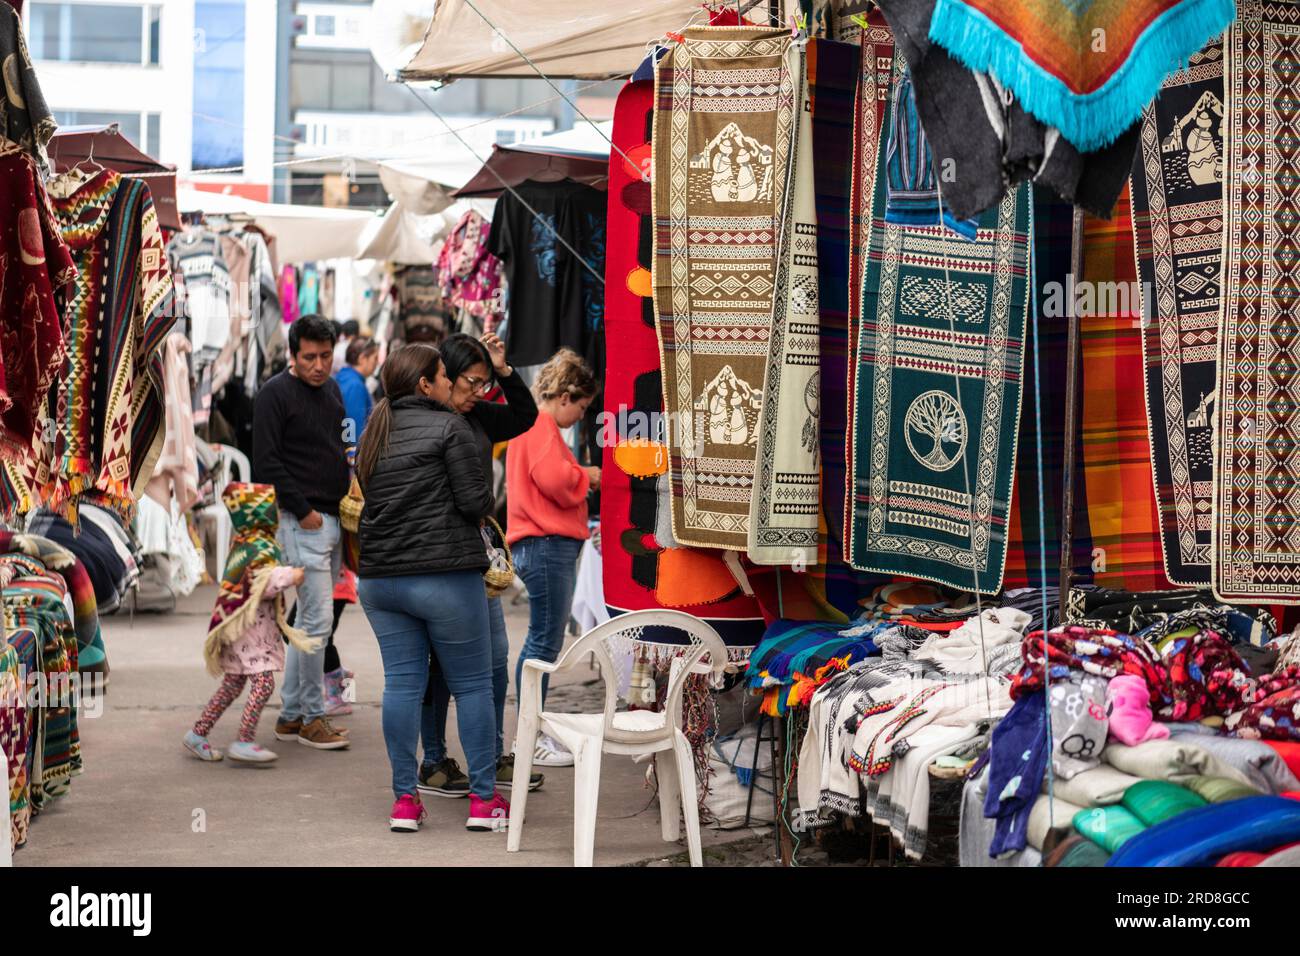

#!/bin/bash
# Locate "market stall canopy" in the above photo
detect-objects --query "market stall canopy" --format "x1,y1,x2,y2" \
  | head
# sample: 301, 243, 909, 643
452, 121, 612, 198
388, 0, 700, 81
177, 188, 376, 264
376, 156, 482, 215
48, 125, 180, 231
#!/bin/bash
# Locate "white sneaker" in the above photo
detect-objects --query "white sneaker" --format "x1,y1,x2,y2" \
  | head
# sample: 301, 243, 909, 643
227, 741, 278, 764
532, 734, 574, 767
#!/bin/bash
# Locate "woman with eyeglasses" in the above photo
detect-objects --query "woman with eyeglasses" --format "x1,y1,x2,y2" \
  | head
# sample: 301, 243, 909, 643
416, 332, 547, 800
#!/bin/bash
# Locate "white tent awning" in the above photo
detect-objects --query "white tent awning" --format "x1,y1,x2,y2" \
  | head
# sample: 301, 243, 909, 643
177, 188, 377, 264
391, 0, 700, 81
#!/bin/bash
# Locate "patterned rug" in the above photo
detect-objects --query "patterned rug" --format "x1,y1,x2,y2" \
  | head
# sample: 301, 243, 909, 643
748, 39, 821, 566
654, 26, 794, 552
1216, 0, 1300, 603
1131, 35, 1226, 587
599, 76, 765, 644
848, 61, 1032, 594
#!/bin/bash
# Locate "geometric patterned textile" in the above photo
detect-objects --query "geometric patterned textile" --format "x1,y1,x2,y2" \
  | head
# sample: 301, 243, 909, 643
749, 39, 821, 566
1216, 0, 1300, 603
1132, 34, 1226, 586
848, 62, 1032, 594
654, 26, 795, 551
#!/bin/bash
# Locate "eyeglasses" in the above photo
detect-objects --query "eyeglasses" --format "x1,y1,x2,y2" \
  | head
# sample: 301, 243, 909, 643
460, 374, 492, 395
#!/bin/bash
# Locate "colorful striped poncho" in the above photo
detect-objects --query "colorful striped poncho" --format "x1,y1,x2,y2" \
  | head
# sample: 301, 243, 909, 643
926, 0, 1235, 152
1, 168, 175, 526
744, 619, 881, 715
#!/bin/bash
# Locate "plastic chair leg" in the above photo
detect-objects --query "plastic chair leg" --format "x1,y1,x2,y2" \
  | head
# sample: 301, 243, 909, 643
507, 717, 540, 853
656, 748, 681, 842
214, 511, 231, 578
571, 738, 603, 867
674, 732, 703, 867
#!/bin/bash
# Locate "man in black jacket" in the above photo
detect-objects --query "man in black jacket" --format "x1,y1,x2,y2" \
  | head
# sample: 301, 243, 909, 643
252, 315, 351, 750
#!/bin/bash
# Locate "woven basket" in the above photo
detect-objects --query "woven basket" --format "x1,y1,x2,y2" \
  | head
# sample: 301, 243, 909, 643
339, 476, 364, 534
482, 515, 514, 598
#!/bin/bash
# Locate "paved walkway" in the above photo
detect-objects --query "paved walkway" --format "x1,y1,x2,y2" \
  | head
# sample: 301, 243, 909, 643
16, 584, 765, 866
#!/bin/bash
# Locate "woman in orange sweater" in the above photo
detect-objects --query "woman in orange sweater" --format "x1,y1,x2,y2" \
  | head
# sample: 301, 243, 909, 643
507, 349, 600, 767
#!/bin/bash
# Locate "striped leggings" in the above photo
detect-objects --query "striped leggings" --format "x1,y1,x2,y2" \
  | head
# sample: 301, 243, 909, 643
194, 673, 275, 742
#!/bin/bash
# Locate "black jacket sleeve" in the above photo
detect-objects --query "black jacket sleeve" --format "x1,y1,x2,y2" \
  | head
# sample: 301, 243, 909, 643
469, 369, 538, 444
252, 382, 311, 519
443, 416, 495, 522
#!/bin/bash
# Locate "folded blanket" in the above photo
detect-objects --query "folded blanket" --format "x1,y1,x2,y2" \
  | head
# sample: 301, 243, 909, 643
1169, 731, 1300, 795
1074, 804, 1146, 854
1184, 776, 1262, 804
1103, 739, 1255, 789
1045, 833, 1111, 867
1053, 765, 1143, 807
1107, 797, 1300, 867
1028, 795, 1084, 853
1122, 780, 1207, 827
1264, 741, 1300, 781
1259, 844, 1300, 867
960, 768, 1044, 867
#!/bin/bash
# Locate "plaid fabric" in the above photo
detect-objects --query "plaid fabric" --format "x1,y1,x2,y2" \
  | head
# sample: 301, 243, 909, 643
1079, 186, 1173, 592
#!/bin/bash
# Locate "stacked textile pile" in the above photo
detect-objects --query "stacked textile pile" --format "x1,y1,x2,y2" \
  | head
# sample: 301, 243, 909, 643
962, 608, 1300, 866
744, 580, 980, 715
791, 601, 1033, 858
0, 548, 86, 851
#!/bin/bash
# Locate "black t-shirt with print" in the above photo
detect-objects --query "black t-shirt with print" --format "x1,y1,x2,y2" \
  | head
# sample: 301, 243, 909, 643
488, 179, 606, 368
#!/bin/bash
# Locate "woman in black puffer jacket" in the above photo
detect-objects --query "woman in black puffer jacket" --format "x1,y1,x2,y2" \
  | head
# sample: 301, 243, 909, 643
355, 344, 510, 833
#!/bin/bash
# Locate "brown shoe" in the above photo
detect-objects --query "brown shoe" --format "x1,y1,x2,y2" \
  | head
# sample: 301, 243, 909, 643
274, 717, 303, 741
297, 716, 351, 750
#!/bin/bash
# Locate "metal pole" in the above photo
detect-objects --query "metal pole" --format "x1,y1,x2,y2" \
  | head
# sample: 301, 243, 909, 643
1057, 206, 1086, 626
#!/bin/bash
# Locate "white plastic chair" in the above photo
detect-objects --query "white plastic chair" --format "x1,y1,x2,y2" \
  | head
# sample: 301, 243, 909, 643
200, 444, 250, 574
507, 609, 728, 867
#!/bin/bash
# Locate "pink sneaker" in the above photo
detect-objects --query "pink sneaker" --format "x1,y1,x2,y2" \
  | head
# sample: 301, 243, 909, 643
466, 792, 511, 832
389, 794, 427, 833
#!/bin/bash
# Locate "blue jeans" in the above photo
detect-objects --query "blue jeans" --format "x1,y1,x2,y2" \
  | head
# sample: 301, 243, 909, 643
279, 511, 342, 723
513, 535, 583, 707
359, 571, 496, 800
422, 596, 508, 768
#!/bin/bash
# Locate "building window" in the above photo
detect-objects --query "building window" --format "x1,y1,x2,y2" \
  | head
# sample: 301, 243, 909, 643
314, 14, 335, 36
29, 3, 162, 66
495, 129, 517, 146
52, 109, 161, 158
192, 0, 245, 171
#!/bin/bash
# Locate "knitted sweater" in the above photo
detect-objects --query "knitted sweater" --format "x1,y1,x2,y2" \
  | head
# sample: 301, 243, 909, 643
505, 411, 589, 545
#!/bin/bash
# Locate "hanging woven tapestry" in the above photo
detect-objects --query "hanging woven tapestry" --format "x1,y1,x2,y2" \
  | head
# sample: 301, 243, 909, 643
599, 76, 765, 644
748, 40, 821, 566
653, 26, 795, 551
1216, 0, 1300, 603
848, 60, 1031, 594
1131, 35, 1225, 587
843, 13, 896, 545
